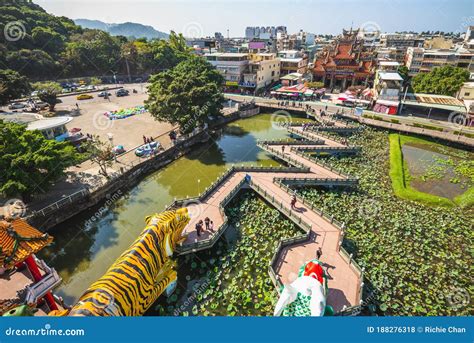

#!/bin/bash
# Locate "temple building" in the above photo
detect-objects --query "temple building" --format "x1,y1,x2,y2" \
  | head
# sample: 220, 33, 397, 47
0, 218, 63, 316
312, 28, 376, 91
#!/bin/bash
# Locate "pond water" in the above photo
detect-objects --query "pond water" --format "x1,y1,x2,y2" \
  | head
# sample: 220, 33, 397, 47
39, 113, 312, 306
401, 142, 473, 200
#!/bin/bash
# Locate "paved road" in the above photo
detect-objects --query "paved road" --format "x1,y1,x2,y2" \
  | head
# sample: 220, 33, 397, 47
225, 94, 474, 134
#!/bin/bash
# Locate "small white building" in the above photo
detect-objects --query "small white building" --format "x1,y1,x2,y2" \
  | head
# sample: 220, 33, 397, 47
457, 82, 474, 100
27, 117, 73, 140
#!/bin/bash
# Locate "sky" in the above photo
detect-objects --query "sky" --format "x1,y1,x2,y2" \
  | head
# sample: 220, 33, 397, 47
36, 0, 474, 37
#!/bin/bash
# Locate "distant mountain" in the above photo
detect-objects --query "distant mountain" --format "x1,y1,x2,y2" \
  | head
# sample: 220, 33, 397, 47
75, 19, 169, 40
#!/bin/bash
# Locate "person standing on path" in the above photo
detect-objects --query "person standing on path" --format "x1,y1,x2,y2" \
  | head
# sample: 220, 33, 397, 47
291, 194, 297, 209
204, 217, 210, 231
316, 247, 323, 260
195, 221, 201, 237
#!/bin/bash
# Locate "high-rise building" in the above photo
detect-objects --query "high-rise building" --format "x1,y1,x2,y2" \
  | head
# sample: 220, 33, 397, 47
244, 26, 286, 40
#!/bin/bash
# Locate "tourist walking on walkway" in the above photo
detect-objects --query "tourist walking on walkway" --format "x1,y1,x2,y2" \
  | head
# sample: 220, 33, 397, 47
208, 220, 214, 232
281, 145, 285, 154
316, 247, 323, 260
143, 135, 147, 144
291, 194, 297, 209
204, 217, 210, 230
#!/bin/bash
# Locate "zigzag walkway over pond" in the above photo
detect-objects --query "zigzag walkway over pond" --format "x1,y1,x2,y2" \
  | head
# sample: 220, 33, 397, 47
169, 118, 365, 313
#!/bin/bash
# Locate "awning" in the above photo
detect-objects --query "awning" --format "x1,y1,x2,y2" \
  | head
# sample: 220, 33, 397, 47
304, 90, 314, 96
377, 99, 400, 107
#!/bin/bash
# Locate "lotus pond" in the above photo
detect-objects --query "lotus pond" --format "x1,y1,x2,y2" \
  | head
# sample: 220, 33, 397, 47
400, 135, 473, 201
301, 129, 473, 316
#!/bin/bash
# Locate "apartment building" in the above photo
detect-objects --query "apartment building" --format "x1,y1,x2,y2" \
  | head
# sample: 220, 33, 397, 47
379, 33, 424, 49
205, 52, 249, 88
241, 53, 281, 91
277, 50, 308, 76
406, 47, 474, 75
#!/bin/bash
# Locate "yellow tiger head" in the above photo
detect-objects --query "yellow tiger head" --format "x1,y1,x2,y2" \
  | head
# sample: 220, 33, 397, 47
145, 207, 190, 257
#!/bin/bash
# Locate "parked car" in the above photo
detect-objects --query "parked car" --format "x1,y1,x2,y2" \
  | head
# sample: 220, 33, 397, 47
30, 91, 39, 97
86, 85, 96, 90
34, 101, 48, 109
77, 85, 88, 92
8, 102, 26, 109
76, 94, 93, 100
98, 91, 112, 97
115, 89, 129, 97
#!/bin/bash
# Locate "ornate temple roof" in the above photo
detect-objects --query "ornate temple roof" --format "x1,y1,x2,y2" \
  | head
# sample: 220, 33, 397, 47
0, 219, 53, 269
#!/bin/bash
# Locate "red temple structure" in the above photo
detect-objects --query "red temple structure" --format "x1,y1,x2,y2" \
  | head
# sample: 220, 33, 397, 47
0, 218, 63, 316
313, 28, 376, 91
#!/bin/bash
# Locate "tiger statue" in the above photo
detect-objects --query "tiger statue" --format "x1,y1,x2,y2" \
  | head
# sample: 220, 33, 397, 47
49, 208, 190, 316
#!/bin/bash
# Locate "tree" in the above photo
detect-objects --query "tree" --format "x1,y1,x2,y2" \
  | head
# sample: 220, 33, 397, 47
411, 66, 469, 96
0, 120, 79, 199
89, 77, 102, 86
81, 136, 114, 177
32, 82, 62, 111
0, 69, 31, 105
146, 56, 224, 134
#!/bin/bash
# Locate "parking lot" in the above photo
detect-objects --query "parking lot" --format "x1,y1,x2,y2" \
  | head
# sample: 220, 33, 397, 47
2, 83, 174, 153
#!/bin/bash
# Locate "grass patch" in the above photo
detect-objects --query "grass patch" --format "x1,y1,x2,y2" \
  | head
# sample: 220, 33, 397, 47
390, 119, 400, 124
454, 187, 474, 208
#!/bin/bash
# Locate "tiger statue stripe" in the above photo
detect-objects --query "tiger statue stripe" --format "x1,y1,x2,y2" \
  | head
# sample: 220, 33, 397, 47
49, 208, 190, 316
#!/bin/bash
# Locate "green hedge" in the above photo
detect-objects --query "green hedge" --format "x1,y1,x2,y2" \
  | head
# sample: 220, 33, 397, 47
388, 134, 454, 207
412, 123, 444, 132
453, 130, 474, 139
